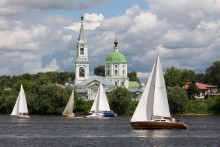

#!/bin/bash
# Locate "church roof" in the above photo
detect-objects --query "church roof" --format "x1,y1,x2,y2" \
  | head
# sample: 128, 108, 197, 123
76, 75, 114, 86
105, 39, 127, 63
105, 52, 127, 63
78, 16, 85, 41
129, 81, 140, 88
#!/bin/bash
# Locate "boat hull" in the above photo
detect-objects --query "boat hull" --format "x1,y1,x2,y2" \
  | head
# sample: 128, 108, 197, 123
130, 121, 187, 129
63, 114, 75, 118
12, 115, 31, 119
103, 111, 117, 117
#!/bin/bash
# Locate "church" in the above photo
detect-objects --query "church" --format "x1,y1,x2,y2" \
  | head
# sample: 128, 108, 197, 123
73, 17, 143, 100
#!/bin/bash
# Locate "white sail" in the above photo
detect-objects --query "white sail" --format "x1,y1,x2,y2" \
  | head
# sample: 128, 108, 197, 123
11, 84, 29, 116
90, 83, 110, 112
62, 90, 75, 116
131, 55, 170, 122
153, 56, 170, 118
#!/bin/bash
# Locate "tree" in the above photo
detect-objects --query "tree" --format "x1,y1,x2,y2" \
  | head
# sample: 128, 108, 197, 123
94, 65, 105, 77
164, 67, 196, 87
187, 81, 200, 100
108, 87, 132, 115
127, 71, 140, 83
195, 73, 206, 83
164, 67, 182, 87
167, 86, 188, 114
205, 61, 220, 87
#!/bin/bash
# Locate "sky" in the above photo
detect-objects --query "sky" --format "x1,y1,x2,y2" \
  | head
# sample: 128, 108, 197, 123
0, 0, 220, 82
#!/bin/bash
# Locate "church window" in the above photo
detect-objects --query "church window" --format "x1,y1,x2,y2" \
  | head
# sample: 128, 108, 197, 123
121, 82, 124, 87
123, 64, 125, 68
107, 70, 110, 75
115, 81, 118, 86
123, 70, 125, 75
107, 64, 110, 68
115, 70, 118, 76
115, 65, 118, 68
79, 67, 85, 77
80, 48, 84, 55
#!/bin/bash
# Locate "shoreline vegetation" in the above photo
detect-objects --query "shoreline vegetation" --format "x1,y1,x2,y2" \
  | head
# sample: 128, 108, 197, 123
0, 71, 220, 116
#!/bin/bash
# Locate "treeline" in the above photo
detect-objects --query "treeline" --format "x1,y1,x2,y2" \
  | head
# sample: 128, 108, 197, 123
0, 72, 80, 114
164, 61, 220, 114
164, 61, 220, 88
0, 60, 220, 115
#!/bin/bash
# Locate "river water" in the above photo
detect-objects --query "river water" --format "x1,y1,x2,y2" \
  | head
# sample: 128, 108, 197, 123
0, 115, 220, 147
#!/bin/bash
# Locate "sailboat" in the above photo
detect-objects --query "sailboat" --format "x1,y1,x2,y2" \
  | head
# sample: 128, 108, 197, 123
62, 90, 75, 118
130, 55, 187, 129
11, 84, 30, 118
85, 83, 116, 118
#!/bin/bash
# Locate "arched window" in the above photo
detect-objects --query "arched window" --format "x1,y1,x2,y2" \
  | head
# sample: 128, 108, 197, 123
115, 81, 118, 86
115, 70, 118, 76
80, 48, 84, 55
79, 67, 85, 77
121, 82, 124, 87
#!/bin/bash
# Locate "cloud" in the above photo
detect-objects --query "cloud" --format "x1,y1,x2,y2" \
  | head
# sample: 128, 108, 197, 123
1, 0, 220, 81
65, 13, 104, 31
0, 0, 107, 15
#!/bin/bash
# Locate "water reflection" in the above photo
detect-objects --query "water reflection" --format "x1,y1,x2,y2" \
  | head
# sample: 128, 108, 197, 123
131, 129, 172, 138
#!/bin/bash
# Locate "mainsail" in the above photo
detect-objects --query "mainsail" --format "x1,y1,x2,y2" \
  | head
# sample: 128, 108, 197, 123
62, 90, 75, 116
90, 83, 110, 112
131, 55, 170, 122
11, 84, 29, 116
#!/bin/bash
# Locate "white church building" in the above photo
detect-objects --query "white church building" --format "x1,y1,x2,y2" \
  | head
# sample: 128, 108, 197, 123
73, 17, 143, 100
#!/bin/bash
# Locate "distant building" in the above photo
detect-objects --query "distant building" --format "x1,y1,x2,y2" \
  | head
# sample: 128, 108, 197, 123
184, 82, 219, 99
73, 17, 143, 100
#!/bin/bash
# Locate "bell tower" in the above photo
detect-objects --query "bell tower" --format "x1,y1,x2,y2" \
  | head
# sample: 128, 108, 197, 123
75, 16, 89, 84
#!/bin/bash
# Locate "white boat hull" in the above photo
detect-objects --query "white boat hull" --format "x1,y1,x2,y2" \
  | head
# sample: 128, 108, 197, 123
12, 115, 31, 119
85, 112, 104, 118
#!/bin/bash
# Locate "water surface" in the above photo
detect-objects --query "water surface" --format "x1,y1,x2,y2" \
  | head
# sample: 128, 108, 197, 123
0, 115, 220, 146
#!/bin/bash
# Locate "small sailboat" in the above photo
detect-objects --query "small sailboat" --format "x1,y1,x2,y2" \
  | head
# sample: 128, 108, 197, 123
11, 84, 30, 118
130, 55, 187, 129
85, 83, 116, 118
62, 90, 75, 118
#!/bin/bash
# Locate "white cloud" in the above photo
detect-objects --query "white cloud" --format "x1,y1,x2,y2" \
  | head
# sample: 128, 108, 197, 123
0, 0, 107, 15
65, 13, 104, 31
1, 0, 220, 80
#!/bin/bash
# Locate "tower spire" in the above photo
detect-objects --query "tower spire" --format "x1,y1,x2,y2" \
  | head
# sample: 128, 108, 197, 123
114, 38, 119, 52
78, 16, 85, 41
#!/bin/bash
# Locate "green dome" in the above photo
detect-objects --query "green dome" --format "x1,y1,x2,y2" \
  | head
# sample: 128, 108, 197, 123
105, 52, 127, 62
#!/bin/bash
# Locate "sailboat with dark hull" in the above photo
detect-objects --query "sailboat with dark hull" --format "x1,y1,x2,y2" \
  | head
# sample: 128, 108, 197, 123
130, 55, 187, 129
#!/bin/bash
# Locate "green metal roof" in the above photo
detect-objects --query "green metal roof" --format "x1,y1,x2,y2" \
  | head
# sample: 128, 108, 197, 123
129, 81, 140, 88
105, 52, 127, 62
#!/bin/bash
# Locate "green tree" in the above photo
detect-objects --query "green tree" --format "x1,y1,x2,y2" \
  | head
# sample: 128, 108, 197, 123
108, 87, 132, 115
164, 67, 196, 87
167, 86, 188, 113
195, 73, 206, 83
187, 81, 200, 99
127, 71, 140, 83
205, 61, 220, 87
164, 67, 181, 87
212, 95, 220, 113
94, 65, 105, 77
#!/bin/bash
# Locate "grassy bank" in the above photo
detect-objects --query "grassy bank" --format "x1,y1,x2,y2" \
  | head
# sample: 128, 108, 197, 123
184, 96, 220, 115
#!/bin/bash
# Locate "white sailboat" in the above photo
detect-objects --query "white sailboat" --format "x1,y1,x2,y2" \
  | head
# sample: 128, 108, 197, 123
11, 84, 30, 118
85, 83, 116, 118
62, 90, 75, 118
130, 55, 187, 129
